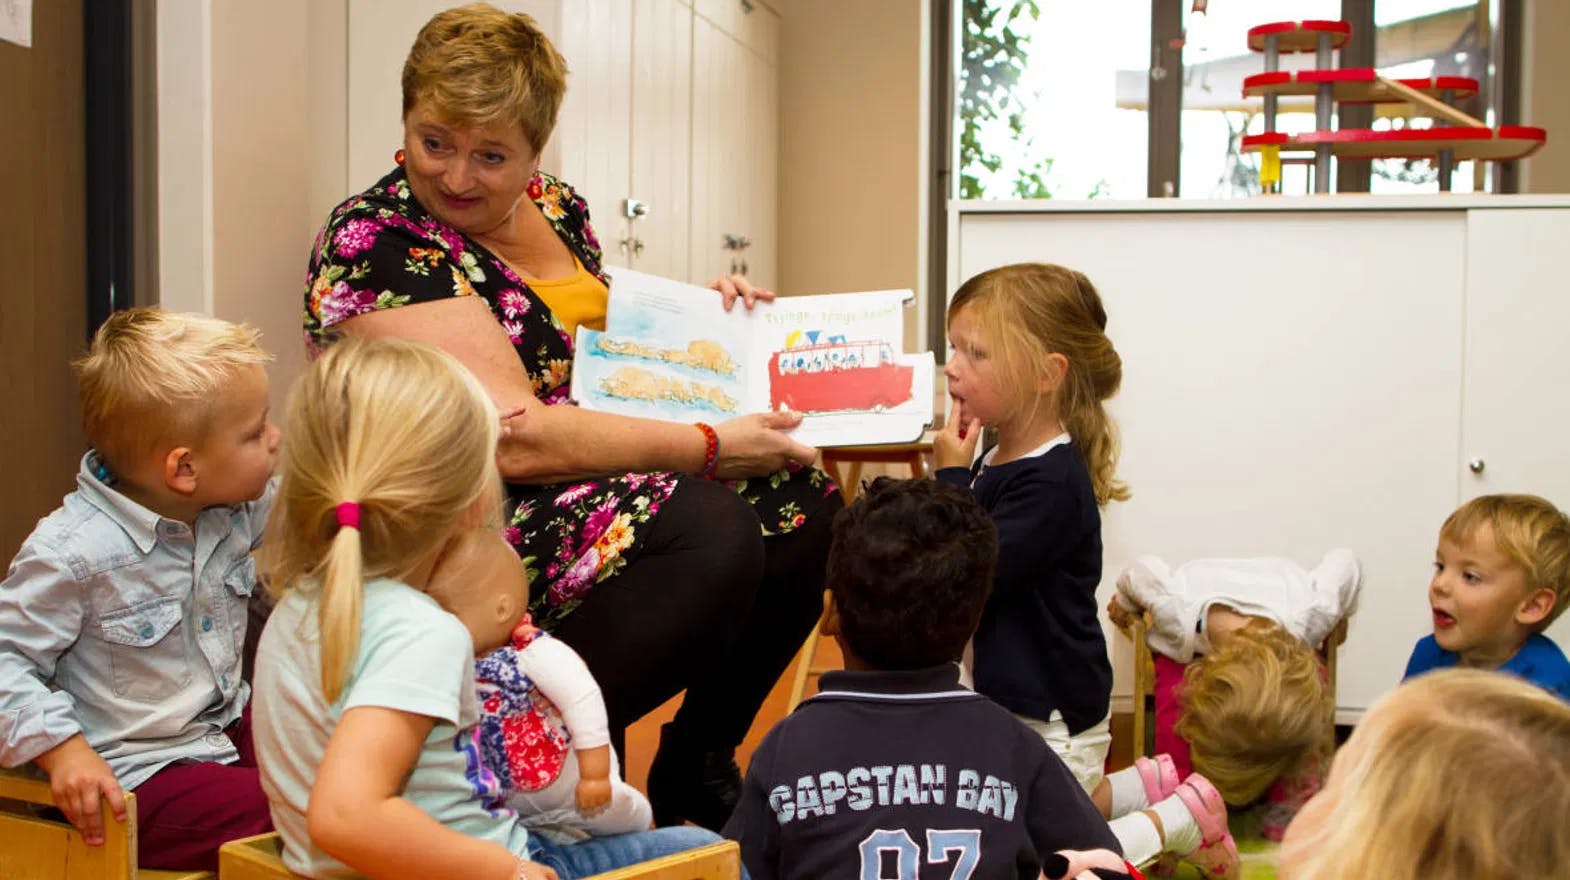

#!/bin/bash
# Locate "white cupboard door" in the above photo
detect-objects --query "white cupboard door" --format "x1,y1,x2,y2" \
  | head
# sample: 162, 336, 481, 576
690, 6, 779, 290
1460, 208, 1570, 646
957, 210, 1468, 715
629, 0, 693, 281
552, 0, 633, 262
689, 13, 741, 287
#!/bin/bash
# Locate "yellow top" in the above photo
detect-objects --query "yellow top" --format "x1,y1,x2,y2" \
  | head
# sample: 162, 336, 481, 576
529, 256, 609, 336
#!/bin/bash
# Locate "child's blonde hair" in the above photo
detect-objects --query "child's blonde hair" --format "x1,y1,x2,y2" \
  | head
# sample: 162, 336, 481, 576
948, 263, 1129, 505
261, 337, 501, 701
1440, 493, 1570, 630
1283, 668, 1570, 880
1177, 618, 1331, 805
72, 307, 272, 472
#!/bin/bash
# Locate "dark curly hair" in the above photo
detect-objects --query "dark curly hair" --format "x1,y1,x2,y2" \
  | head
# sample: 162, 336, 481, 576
827, 477, 997, 670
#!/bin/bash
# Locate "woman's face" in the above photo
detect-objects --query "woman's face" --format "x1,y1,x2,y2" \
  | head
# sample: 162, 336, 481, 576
402, 100, 539, 238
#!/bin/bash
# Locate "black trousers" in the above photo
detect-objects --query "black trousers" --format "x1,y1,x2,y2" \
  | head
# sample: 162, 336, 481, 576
550, 476, 841, 755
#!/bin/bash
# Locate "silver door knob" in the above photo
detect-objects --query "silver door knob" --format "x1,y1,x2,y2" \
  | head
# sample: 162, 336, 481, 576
1468, 458, 1486, 474
624, 198, 650, 219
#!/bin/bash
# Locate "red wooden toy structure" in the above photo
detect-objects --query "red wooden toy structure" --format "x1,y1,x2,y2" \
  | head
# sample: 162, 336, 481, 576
1238, 19, 1545, 193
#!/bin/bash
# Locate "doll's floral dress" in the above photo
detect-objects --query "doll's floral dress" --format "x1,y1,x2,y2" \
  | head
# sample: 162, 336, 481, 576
303, 167, 836, 629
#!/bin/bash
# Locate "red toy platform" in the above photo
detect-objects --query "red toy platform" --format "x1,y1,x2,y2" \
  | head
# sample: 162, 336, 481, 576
1247, 20, 1351, 53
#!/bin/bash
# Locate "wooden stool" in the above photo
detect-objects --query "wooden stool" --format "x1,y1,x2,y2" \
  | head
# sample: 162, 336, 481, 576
218, 833, 740, 880
1121, 615, 1348, 759
819, 440, 933, 504
787, 440, 935, 711
0, 767, 211, 880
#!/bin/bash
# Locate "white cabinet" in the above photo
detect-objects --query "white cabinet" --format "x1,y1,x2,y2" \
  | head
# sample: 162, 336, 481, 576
956, 201, 1570, 717
344, 0, 780, 287
690, 0, 779, 289
1459, 208, 1570, 649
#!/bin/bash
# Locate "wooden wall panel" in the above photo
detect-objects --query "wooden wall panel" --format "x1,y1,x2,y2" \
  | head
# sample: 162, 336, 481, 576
0, 0, 88, 562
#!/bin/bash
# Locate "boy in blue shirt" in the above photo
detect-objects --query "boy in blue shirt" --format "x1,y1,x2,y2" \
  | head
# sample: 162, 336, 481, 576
1405, 494, 1570, 700
0, 308, 280, 870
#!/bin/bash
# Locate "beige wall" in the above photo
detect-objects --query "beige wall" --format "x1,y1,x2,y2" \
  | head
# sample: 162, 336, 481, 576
777, 0, 926, 348
193, 1, 348, 422
1522, 0, 1570, 193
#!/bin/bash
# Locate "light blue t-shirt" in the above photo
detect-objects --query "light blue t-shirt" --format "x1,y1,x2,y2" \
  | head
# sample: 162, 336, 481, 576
252, 577, 528, 877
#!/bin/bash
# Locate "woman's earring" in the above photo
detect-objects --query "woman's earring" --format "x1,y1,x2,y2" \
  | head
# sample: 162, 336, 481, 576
395, 149, 406, 166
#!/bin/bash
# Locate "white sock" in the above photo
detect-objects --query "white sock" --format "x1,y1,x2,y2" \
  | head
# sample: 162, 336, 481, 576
1106, 765, 1150, 818
1151, 791, 1203, 855
1109, 812, 1163, 867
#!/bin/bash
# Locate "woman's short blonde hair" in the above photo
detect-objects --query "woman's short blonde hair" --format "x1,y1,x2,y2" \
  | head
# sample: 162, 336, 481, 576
260, 337, 501, 702
73, 307, 271, 472
1283, 668, 1570, 880
401, 3, 569, 153
1441, 493, 1570, 629
1177, 618, 1332, 805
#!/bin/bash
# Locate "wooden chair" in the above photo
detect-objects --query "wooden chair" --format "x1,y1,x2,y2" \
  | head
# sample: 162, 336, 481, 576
1122, 615, 1348, 759
787, 440, 935, 710
819, 440, 932, 504
0, 767, 211, 880
218, 832, 740, 880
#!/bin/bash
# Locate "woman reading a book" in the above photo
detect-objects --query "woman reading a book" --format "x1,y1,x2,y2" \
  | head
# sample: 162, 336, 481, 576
298, 3, 841, 831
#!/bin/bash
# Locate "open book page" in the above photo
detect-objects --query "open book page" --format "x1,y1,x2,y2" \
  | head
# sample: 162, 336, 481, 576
747, 291, 934, 447
569, 267, 934, 447
571, 269, 757, 423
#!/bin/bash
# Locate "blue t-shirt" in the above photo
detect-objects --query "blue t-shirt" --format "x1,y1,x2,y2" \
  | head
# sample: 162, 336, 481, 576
1403, 633, 1570, 701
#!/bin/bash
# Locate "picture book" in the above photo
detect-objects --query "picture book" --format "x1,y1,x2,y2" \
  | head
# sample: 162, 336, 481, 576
570, 267, 935, 448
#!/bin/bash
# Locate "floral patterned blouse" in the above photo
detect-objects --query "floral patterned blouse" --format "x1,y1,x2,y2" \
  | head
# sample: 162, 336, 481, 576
303, 167, 837, 629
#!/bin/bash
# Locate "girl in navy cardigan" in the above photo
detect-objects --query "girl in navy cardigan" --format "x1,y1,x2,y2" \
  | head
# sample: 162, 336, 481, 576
934, 263, 1236, 877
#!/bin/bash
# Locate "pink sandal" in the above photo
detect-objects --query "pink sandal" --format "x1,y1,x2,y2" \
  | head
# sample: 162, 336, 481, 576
1134, 754, 1180, 806
1174, 775, 1239, 879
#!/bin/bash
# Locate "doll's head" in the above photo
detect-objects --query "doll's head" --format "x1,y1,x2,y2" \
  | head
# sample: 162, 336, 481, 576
428, 529, 532, 655
1177, 618, 1331, 805
1280, 668, 1570, 880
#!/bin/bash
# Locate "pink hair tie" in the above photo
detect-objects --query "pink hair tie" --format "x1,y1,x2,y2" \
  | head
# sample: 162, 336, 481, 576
335, 502, 362, 531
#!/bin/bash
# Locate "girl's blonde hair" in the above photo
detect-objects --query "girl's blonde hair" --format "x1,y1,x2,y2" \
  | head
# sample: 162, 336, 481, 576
1177, 618, 1331, 805
73, 307, 272, 471
261, 337, 501, 701
948, 263, 1129, 505
402, 3, 569, 154
1284, 668, 1570, 880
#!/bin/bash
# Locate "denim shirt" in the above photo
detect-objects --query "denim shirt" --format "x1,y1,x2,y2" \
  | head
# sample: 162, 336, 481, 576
0, 451, 275, 790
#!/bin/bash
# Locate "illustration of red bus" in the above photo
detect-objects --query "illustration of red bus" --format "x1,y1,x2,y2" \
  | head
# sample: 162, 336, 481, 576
767, 339, 914, 413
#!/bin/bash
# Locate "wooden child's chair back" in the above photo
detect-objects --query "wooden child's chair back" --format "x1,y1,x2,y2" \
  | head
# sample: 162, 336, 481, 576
218, 833, 741, 880
0, 767, 210, 880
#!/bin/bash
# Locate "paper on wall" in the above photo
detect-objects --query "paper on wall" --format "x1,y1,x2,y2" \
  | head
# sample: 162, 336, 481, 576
0, 0, 31, 48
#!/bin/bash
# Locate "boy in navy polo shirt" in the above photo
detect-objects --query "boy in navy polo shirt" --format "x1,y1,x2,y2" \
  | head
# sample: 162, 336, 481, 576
724, 478, 1130, 879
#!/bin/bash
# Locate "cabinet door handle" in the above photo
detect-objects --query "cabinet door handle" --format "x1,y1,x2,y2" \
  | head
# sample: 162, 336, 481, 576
624, 198, 650, 219
1468, 458, 1486, 474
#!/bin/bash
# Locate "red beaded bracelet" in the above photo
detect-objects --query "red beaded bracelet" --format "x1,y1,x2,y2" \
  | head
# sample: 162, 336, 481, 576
694, 422, 720, 479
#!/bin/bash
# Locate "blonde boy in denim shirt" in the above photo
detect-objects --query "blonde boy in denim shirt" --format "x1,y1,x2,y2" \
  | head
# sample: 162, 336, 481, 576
0, 308, 280, 871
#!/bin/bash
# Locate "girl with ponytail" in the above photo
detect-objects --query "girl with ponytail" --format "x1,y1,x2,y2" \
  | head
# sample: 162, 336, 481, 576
935, 264, 1234, 875
250, 338, 725, 880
